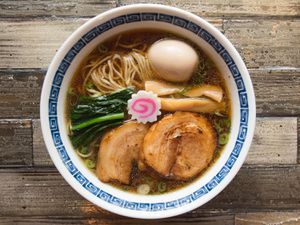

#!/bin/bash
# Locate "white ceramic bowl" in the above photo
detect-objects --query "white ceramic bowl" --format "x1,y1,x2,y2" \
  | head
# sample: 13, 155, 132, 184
40, 4, 256, 219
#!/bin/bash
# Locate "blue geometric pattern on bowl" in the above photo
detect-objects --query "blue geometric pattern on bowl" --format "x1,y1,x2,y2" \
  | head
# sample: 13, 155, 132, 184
48, 13, 248, 211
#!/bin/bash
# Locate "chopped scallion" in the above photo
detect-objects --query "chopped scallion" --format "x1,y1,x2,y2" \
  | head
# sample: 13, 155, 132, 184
219, 133, 229, 145
137, 184, 150, 195
85, 159, 96, 169
157, 182, 167, 193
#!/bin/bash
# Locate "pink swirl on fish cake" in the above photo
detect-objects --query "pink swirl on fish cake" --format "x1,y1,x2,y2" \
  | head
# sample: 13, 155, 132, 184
128, 91, 161, 123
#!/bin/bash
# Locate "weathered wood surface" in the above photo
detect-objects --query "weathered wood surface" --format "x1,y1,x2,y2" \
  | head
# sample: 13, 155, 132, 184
2, 0, 299, 18
235, 212, 300, 225
120, 0, 300, 17
0, 119, 32, 167
0, 19, 222, 69
0, 215, 235, 225
224, 19, 300, 68
0, 19, 87, 69
1, 19, 299, 71
0, 69, 299, 119
31, 117, 298, 167
251, 69, 300, 116
0, 0, 299, 223
0, 166, 299, 217
298, 118, 300, 164
0, 0, 116, 18
0, 69, 44, 119
249, 117, 297, 164
32, 119, 50, 166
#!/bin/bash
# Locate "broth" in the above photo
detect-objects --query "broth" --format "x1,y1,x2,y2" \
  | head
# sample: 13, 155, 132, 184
66, 29, 231, 194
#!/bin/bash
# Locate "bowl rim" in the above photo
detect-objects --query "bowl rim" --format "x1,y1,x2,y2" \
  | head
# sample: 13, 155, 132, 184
40, 3, 256, 219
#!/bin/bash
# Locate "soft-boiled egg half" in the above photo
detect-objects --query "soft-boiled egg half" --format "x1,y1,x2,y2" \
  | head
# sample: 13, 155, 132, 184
148, 39, 199, 82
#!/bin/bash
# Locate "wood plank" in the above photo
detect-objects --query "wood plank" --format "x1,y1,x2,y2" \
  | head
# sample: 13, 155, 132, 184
32, 119, 51, 166
224, 19, 300, 68
0, 119, 32, 167
0, 166, 299, 217
0, 19, 223, 69
0, 215, 234, 225
32, 117, 298, 167
251, 69, 300, 116
298, 118, 300, 164
120, 0, 300, 17
0, 69, 43, 119
202, 165, 300, 211
0, 0, 116, 18
247, 117, 297, 164
235, 212, 300, 225
0, 19, 87, 69
2, 19, 299, 70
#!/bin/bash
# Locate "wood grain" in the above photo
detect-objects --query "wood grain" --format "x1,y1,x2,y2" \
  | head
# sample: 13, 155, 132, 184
203, 165, 300, 211
31, 117, 298, 167
1, 19, 299, 71
0, 18, 222, 69
249, 117, 297, 164
32, 119, 50, 166
0, 69, 44, 119
0, 215, 234, 225
0, 19, 87, 69
235, 212, 300, 225
0, 68, 299, 120
298, 117, 300, 164
120, 0, 300, 17
251, 69, 300, 116
224, 19, 300, 68
0, 166, 299, 217
1, 19, 299, 70
0, 119, 32, 167
0, 0, 116, 18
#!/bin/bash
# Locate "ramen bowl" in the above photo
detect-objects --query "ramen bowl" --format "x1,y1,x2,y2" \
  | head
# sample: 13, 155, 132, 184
40, 4, 256, 219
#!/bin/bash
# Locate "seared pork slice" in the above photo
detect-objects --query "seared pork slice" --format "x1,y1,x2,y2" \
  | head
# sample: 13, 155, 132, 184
142, 112, 216, 180
96, 122, 149, 184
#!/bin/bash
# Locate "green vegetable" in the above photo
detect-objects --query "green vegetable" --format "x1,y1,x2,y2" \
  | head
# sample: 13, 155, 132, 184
79, 146, 89, 155
222, 118, 231, 129
69, 88, 134, 148
158, 182, 167, 193
68, 87, 76, 96
219, 133, 229, 145
71, 88, 134, 122
85, 159, 96, 169
85, 82, 95, 89
214, 122, 223, 133
71, 120, 123, 148
98, 43, 108, 53
214, 118, 231, 133
191, 59, 207, 84
72, 113, 124, 131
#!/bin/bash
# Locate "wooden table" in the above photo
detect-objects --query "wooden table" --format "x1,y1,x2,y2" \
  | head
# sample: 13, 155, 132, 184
0, 1, 299, 224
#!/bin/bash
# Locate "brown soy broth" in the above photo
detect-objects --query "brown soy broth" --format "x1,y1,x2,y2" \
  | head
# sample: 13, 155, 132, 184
66, 29, 231, 194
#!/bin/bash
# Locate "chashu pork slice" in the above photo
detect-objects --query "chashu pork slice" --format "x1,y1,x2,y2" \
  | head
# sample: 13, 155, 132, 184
96, 121, 149, 184
141, 112, 216, 180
